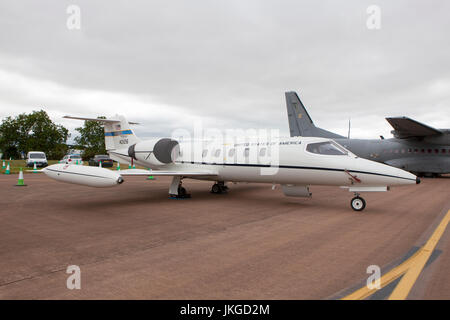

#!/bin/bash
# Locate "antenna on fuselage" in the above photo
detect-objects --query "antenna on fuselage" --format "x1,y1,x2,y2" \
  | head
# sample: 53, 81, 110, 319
347, 118, 351, 139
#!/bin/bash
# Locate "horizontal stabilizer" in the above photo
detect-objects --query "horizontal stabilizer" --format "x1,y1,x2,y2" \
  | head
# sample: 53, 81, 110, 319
386, 117, 442, 139
63, 116, 139, 125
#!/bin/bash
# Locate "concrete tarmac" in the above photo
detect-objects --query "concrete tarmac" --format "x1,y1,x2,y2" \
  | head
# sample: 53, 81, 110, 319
0, 174, 449, 299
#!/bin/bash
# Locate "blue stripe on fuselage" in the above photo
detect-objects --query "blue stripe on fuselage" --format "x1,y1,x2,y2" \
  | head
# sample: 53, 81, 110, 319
105, 130, 133, 136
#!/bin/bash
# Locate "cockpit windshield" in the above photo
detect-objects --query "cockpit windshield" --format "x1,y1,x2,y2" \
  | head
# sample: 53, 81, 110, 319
306, 141, 348, 156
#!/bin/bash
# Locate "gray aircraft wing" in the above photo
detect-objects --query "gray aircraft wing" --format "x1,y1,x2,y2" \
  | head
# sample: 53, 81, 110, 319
386, 117, 442, 139
285, 91, 346, 138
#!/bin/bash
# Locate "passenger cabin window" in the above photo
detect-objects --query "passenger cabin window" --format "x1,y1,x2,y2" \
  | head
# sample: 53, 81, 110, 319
228, 149, 235, 157
202, 150, 208, 157
214, 149, 221, 157
244, 148, 250, 157
306, 142, 348, 156
259, 148, 266, 157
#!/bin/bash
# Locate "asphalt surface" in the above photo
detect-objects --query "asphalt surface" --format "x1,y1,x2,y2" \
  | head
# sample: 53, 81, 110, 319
0, 174, 449, 299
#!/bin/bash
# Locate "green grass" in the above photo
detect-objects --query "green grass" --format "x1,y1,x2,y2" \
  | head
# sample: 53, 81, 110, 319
0, 159, 147, 174
0, 160, 58, 174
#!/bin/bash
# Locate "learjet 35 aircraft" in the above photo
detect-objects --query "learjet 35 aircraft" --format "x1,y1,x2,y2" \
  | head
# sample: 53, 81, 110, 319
40, 114, 420, 211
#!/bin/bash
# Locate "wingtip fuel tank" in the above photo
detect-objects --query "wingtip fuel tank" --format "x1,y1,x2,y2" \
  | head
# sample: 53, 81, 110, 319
43, 164, 124, 188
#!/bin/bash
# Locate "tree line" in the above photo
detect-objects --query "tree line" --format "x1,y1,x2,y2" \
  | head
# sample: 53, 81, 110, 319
0, 110, 106, 160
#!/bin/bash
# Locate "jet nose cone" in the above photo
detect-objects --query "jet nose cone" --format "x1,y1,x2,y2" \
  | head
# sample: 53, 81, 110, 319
416, 177, 421, 184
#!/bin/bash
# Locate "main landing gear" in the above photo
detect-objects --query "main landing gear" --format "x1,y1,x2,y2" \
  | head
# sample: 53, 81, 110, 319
350, 193, 366, 212
169, 176, 191, 199
211, 181, 228, 194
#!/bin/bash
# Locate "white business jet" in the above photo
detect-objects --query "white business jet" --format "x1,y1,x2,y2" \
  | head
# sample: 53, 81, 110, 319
42, 115, 419, 211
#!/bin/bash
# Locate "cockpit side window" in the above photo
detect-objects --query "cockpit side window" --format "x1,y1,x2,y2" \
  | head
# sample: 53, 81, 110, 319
306, 142, 348, 156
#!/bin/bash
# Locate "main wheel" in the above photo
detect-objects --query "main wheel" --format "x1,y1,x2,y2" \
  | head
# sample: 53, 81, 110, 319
351, 196, 366, 211
178, 186, 187, 196
211, 184, 221, 194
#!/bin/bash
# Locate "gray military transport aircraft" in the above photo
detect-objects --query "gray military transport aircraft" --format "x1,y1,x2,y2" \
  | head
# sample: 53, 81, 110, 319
285, 91, 450, 177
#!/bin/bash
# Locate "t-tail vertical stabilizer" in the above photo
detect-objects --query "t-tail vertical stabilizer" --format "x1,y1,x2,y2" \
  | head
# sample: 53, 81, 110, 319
103, 115, 140, 151
63, 115, 141, 151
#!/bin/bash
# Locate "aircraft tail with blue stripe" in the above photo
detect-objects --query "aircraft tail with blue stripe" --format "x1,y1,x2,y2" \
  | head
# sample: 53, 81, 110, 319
63, 115, 140, 151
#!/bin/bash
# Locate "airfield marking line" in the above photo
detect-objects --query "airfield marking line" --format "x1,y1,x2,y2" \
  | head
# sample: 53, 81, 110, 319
342, 210, 450, 300
388, 210, 450, 300
341, 250, 421, 300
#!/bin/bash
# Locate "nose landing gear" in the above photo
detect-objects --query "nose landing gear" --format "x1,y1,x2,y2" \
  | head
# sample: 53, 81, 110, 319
350, 193, 366, 211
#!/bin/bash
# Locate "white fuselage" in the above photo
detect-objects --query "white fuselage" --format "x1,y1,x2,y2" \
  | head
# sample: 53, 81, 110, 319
111, 137, 417, 188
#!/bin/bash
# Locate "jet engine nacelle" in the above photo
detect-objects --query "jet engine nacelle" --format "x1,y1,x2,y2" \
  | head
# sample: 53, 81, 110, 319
128, 138, 180, 167
43, 164, 124, 188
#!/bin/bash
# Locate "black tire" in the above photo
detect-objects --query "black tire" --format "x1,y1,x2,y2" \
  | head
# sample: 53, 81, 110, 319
212, 184, 222, 194
351, 197, 366, 212
178, 186, 187, 196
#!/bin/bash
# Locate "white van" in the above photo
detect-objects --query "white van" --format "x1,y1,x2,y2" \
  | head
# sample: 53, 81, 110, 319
26, 151, 48, 168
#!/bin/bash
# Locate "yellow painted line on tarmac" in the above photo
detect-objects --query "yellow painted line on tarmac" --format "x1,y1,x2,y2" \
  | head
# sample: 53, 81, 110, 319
342, 210, 450, 300
389, 210, 450, 300
341, 249, 421, 300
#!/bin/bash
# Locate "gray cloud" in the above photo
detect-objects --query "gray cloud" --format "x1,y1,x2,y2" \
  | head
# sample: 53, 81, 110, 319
0, 0, 449, 139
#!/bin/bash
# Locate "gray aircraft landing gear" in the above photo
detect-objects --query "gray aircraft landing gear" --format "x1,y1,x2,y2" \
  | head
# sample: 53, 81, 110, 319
350, 193, 366, 211
169, 176, 191, 199
211, 181, 228, 194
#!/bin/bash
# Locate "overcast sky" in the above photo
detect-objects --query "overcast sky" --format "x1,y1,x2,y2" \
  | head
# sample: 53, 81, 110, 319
0, 0, 449, 141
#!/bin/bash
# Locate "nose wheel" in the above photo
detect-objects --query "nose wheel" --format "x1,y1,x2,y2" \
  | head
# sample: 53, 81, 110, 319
351, 194, 366, 211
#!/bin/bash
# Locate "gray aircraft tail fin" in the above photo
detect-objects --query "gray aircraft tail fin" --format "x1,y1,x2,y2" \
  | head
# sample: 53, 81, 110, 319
285, 91, 346, 139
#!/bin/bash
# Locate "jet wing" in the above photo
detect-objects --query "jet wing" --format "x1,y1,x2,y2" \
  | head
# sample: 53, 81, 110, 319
63, 116, 139, 125
118, 169, 217, 177
385, 117, 442, 139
